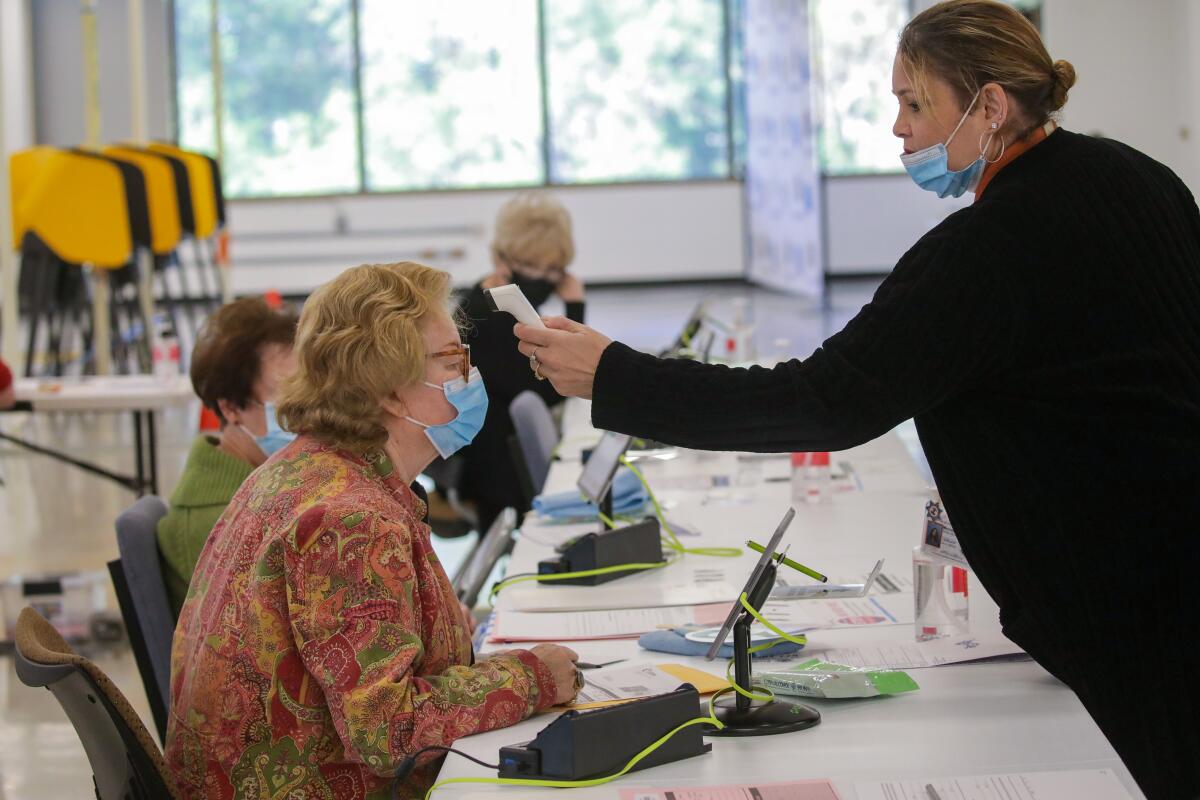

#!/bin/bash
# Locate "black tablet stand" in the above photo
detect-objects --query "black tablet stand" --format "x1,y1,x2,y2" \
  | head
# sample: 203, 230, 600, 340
704, 560, 821, 737
598, 485, 615, 531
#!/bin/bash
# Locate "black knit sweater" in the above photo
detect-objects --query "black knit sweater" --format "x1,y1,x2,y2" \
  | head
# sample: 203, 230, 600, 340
454, 284, 584, 532
592, 130, 1200, 798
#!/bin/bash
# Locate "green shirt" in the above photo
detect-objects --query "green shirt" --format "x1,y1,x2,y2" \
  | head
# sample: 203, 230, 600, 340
156, 435, 254, 615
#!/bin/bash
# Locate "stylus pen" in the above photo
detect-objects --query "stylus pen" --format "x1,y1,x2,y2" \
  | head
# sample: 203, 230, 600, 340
746, 540, 828, 583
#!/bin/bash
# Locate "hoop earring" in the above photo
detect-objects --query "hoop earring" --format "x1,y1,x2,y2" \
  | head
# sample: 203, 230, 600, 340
979, 127, 1006, 164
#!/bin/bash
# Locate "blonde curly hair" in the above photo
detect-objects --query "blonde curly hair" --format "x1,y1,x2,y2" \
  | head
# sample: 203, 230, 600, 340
276, 262, 453, 453
491, 192, 575, 269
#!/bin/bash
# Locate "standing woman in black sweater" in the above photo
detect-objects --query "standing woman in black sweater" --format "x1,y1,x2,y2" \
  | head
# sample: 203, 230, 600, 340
456, 192, 586, 534
514, 2, 1200, 797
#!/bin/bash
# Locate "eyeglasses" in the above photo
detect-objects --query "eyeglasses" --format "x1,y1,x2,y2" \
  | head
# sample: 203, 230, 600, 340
499, 252, 566, 283
427, 344, 471, 382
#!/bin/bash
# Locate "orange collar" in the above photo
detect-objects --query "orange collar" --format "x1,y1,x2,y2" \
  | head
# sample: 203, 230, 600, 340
975, 122, 1055, 200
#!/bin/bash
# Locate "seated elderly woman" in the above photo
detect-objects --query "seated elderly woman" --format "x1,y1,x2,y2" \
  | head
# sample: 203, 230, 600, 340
455, 192, 585, 531
165, 262, 580, 800
156, 297, 297, 615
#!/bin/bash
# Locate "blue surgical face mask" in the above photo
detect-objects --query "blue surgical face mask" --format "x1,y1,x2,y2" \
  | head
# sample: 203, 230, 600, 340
900, 90, 994, 199
240, 401, 296, 457
404, 367, 489, 459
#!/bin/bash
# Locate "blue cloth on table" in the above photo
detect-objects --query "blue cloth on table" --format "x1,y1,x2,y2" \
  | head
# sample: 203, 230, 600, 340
638, 628, 806, 659
532, 468, 647, 519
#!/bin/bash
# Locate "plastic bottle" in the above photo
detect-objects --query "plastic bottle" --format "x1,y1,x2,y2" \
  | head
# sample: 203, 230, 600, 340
729, 297, 756, 363
152, 315, 180, 378
912, 546, 970, 641
791, 451, 831, 504
808, 451, 831, 504
790, 452, 808, 503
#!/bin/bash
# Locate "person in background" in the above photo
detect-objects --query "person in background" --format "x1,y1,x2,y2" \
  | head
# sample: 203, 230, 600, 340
0, 358, 15, 409
165, 262, 580, 800
455, 192, 585, 533
513, 2, 1200, 797
156, 297, 297, 615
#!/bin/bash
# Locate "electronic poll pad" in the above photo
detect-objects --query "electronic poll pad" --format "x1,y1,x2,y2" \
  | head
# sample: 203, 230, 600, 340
536, 431, 664, 585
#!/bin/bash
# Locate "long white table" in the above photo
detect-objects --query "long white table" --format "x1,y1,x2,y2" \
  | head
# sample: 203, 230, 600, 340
3, 375, 193, 495
436, 400, 1142, 799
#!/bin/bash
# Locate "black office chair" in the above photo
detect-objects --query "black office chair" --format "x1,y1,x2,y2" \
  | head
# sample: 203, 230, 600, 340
421, 455, 479, 538
509, 390, 559, 495
107, 495, 173, 743
13, 607, 180, 799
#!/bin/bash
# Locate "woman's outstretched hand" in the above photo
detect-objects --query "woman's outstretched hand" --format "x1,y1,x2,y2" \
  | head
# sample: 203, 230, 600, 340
515, 317, 612, 399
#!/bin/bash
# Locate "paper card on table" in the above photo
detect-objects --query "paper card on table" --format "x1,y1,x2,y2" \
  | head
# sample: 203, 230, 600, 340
505, 577, 740, 613
656, 664, 728, 695
619, 779, 842, 800
803, 633, 1025, 670
491, 603, 731, 642
854, 768, 1132, 800
568, 663, 726, 710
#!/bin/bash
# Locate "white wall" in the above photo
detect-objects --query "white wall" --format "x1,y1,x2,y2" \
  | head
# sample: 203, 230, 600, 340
1043, 0, 1196, 188
1176, 0, 1200, 195
31, 0, 172, 145
227, 182, 745, 295
1, 0, 34, 152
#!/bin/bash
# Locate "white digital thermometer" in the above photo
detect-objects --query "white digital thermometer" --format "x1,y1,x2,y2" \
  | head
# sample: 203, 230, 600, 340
485, 284, 546, 328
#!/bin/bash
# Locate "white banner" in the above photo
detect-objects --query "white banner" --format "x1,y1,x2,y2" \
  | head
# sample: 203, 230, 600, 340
744, 0, 824, 296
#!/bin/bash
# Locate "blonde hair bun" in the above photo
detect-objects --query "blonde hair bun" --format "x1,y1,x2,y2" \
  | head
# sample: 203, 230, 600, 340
1051, 59, 1076, 110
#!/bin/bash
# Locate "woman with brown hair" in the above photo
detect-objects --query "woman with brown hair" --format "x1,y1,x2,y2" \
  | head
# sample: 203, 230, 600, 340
165, 262, 581, 799
156, 297, 298, 614
513, 2, 1200, 796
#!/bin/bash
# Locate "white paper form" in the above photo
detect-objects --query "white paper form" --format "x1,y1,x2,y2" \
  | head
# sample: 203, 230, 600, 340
490, 603, 731, 642
503, 560, 741, 612
801, 632, 1025, 669
573, 664, 692, 705
759, 592, 915, 629
855, 769, 1131, 800
619, 781, 843, 800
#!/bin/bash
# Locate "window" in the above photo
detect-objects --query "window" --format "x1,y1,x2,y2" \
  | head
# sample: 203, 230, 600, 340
216, 0, 359, 197
811, 0, 909, 176
173, 0, 216, 155
543, 0, 729, 183
359, 0, 544, 190
175, 1, 958, 197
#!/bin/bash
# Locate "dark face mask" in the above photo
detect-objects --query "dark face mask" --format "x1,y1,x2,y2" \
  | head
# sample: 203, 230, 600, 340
512, 273, 556, 307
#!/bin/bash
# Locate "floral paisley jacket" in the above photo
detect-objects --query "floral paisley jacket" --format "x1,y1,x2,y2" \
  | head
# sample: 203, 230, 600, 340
164, 436, 557, 799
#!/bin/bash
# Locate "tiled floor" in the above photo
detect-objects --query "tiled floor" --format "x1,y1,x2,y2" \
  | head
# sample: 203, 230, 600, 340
0, 276, 892, 798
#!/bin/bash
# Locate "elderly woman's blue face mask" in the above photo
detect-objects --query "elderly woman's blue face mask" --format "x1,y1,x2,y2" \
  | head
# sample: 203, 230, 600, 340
239, 401, 296, 457
404, 368, 489, 459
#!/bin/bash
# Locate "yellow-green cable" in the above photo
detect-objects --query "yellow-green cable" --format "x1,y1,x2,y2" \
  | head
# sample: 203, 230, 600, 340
424, 712, 723, 799
488, 555, 681, 604
712, 592, 808, 703
738, 592, 808, 645
618, 456, 742, 559
435, 594, 805, 797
